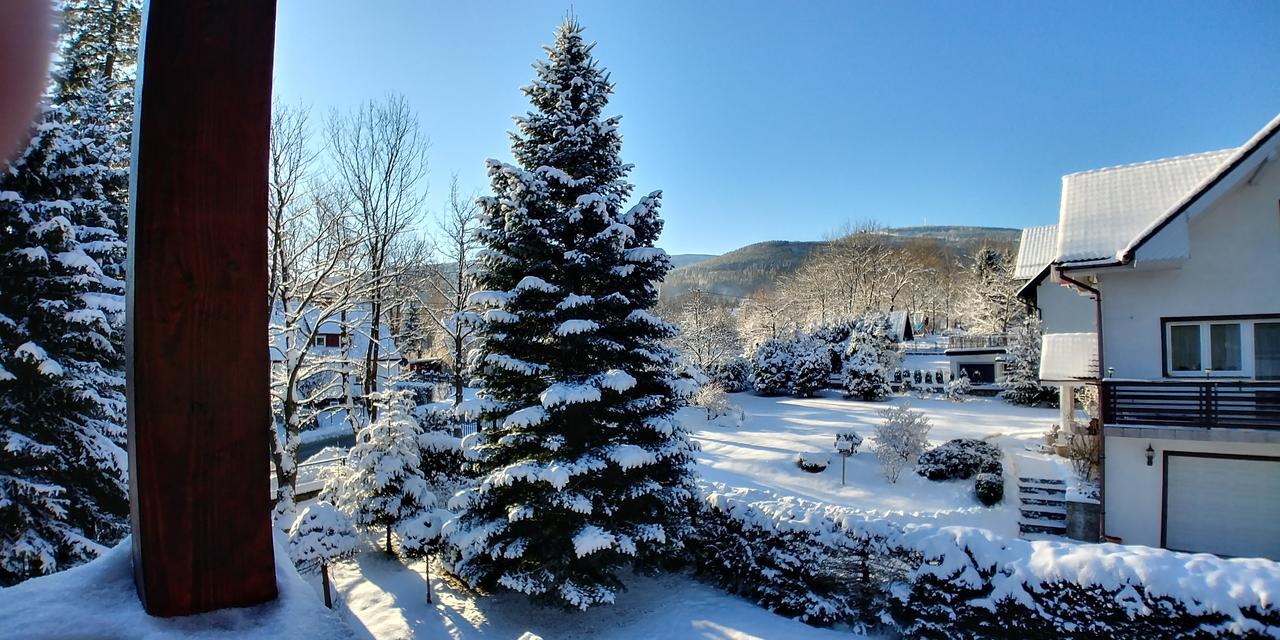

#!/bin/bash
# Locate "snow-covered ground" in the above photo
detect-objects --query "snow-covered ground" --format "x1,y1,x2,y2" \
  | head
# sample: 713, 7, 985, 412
323, 552, 861, 640
686, 390, 1068, 537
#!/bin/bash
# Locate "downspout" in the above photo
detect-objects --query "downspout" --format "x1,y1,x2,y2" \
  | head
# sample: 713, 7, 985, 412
1056, 268, 1108, 542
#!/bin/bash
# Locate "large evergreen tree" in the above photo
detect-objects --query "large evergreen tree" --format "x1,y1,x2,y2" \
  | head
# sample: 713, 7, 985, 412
0, 103, 129, 585
446, 19, 697, 610
54, 0, 142, 104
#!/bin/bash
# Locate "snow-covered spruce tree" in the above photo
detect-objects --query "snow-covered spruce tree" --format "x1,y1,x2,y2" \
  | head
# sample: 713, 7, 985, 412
288, 502, 359, 609
446, 19, 697, 610
707, 355, 752, 393
323, 390, 434, 554
842, 329, 891, 402
751, 338, 794, 396
790, 337, 830, 398
0, 104, 129, 585
1001, 315, 1057, 407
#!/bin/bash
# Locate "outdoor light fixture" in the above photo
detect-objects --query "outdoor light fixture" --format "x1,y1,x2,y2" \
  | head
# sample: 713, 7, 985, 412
1145, 443, 1155, 467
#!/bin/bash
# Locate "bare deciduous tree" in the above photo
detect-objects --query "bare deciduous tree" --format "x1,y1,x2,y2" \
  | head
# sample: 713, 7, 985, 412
422, 175, 482, 405
326, 94, 429, 414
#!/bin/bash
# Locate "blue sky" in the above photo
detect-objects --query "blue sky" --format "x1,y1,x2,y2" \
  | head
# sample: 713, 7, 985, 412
273, 1, 1280, 256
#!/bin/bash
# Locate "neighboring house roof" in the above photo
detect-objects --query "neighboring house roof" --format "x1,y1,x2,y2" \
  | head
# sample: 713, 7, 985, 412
886, 310, 913, 342
1013, 224, 1058, 279
1054, 148, 1236, 264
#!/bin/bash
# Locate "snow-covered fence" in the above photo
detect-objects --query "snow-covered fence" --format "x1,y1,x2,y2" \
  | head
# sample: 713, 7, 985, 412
691, 482, 1280, 638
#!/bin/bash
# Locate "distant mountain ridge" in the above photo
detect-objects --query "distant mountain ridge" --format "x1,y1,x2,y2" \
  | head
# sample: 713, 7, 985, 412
659, 225, 1019, 300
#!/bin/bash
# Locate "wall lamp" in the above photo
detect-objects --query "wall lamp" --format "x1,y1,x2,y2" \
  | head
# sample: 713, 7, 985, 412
1145, 443, 1155, 467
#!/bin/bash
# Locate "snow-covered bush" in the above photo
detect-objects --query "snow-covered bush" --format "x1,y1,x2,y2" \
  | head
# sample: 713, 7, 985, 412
944, 372, 971, 401
321, 390, 435, 553
696, 482, 1280, 638
415, 404, 469, 488
791, 338, 831, 398
689, 490, 858, 625
692, 382, 744, 426
288, 502, 359, 608
708, 355, 753, 392
795, 451, 831, 473
751, 338, 794, 396
973, 472, 1004, 506
398, 508, 449, 603
915, 439, 1002, 481
872, 405, 931, 483
842, 327, 893, 401
1001, 316, 1058, 407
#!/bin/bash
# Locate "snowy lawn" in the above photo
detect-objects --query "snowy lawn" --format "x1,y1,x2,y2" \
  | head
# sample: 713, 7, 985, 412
686, 390, 1068, 537
323, 551, 862, 640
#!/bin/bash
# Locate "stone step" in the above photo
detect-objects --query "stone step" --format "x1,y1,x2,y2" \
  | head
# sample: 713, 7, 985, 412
1017, 476, 1066, 487
1019, 495, 1066, 507
1020, 507, 1067, 521
1019, 519, 1068, 535
1018, 484, 1067, 496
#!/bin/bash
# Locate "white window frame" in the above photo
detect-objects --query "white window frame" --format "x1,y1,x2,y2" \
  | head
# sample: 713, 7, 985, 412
1164, 318, 1270, 378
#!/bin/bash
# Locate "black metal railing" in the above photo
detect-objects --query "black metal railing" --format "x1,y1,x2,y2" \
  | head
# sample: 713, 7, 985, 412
1101, 380, 1280, 430
945, 334, 1010, 350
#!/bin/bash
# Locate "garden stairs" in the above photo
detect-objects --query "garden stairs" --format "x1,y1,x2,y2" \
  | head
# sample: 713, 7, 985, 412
1017, 476, 1067, 536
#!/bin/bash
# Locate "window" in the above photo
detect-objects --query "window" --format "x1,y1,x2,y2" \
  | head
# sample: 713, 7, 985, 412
1170, 324, 1201, 372
1165, 318, 1280, 378
1257, 322, 1280, 381
1210, 323, 1242, 371
313, 334, 342, 348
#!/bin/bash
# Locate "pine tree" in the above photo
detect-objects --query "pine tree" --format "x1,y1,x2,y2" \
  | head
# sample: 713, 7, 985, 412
751, 338, 795, 396
0, 104, 129, 585
54, 0, 142, 104
447, 19, 697, 610
842, 326, 892, 402
323, 390, 434, 554
1001, 316, 1057, 407
790, 337, 830, 398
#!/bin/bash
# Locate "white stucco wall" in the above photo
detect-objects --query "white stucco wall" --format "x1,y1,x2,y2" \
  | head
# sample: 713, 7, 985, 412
1104, 434, 1280, 547
1096, 165, 1280, 379
1035, 279, 1095, 334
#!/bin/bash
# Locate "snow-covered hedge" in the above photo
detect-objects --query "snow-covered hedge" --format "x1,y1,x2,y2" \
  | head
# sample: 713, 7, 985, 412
691, 482, 1280, 637
916, 439, 1003, 482
794, 451, 831, 473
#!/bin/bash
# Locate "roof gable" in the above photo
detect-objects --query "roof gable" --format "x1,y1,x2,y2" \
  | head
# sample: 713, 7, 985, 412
1054, 149, 1235, 264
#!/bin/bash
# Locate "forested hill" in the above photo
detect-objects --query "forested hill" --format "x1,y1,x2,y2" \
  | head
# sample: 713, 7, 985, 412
659, 225, 1019, 300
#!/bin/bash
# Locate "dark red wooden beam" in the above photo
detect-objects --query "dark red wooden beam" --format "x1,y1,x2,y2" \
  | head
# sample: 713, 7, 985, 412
127, 0, 278, 616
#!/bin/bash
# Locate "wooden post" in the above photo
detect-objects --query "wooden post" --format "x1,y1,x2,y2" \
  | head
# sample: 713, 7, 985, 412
126, 0, 279, 616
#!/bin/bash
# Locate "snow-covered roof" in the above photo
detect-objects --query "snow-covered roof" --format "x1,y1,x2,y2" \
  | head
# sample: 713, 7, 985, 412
1039, 332, 1098, 382
1054, 149, 1235, 263
1013, 224, 1058, 279
886, 310, 913, 342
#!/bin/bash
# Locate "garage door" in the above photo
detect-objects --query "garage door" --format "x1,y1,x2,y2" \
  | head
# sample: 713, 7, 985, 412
1164, 453, 1280, 559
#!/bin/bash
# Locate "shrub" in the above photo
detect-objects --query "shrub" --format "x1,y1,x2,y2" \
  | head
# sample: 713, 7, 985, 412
709, 355, 753, 392
916, 439, 1003, 481
842, 349, 891, 401
288, 502, 359, 608
752, 339, 794, 396
973, 473, 1004, 506
944, 373, 971, 401
796, 451, 832, 473
792, 339, 831, 398
873, 405, 931, 483
694, 382, 743, 426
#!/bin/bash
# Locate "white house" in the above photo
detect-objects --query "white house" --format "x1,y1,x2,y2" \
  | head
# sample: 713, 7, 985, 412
268, 303, 402, 401
1019, 113, 1280, 559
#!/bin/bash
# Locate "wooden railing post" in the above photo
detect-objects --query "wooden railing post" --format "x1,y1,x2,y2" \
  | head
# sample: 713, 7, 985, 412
127, 0, 279, 616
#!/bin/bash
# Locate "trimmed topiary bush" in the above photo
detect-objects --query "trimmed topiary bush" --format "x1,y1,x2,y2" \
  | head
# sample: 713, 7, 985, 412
974, 472, 1003, 506
916, 438, 1003, 481
796, 451, 832, 473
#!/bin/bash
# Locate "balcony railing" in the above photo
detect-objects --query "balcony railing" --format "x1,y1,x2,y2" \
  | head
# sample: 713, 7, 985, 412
1101, 380, 1280, 430
945, 334, 1010, 351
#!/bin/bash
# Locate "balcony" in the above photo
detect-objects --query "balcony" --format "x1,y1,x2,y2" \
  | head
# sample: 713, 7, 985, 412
1101, 380, 1280, 430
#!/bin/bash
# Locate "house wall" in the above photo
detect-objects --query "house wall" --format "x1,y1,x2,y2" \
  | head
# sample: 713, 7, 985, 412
1036, 279, 1095, 335
1097, 167, 1280, 379
1104, 434, 1280, 547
